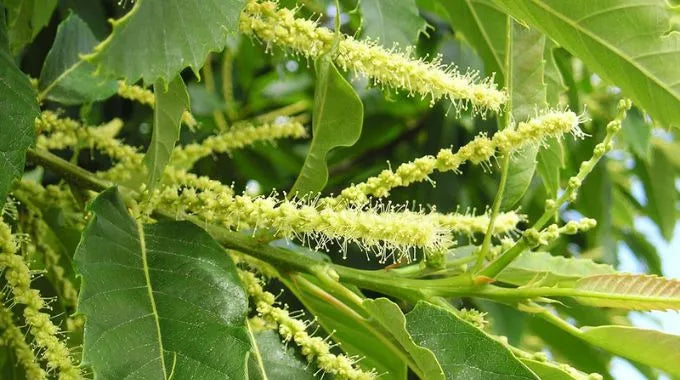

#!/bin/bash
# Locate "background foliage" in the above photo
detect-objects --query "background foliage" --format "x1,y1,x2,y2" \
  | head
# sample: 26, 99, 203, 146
1, 0, 679, 379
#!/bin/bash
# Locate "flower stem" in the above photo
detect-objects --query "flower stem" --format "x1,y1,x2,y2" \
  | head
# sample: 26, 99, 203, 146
475, 153, 511, 271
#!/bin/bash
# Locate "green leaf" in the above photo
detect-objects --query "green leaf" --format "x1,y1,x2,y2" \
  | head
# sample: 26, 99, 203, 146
520, 359, 582, 380
247, 328, 316, 380
573, 273, 680, 310
502, 145, 538, 210
497, 251, 615, 287
85, 0, 245, 84
404, 301, 537, 379
435, 0, 507, 85
492, 0, 680, 128
74, 187, 250, 379
621, 108, 651, 161
360, 0, 427, 48
527, 317, 611, 376
284, 277, 407, 379
536, 137, 563, 199
639, 144, 676, 240
4, 0, 57, 54
652, 138, 680, 172
0, 5, 7, 49
143, 75, 190, 189
0, 13, 38, 208
620, 229, 662, 275
363, 298, 444, 380
543, 40, 567, 105
291, 57, 363, 196
501, 22, 546, 210
38, 13, 118, 105
537, 43, 566, 196
580, 326, 680, 377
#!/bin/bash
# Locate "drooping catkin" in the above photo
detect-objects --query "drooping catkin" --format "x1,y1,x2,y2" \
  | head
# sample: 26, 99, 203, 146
150, 185, 452, 261
240, 1, 506, 115
0, 222, 82, 380
35, 111, 306, 190
0, 306, 47, 379
21, 210, 79, 308
171, 118, 307, 169
438, 211, 525, 236
239, 269, 375, 380
332, 110, 584, 206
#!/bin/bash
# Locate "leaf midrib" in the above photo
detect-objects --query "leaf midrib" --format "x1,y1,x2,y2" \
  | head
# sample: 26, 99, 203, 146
465, 0, 505, 77
135, 219, 168, 379
522, 0, 680, 103
38, 59, 85, 100
246, 321, 269, 380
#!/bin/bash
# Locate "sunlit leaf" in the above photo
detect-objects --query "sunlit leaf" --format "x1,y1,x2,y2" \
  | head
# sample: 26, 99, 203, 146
520, 359, 582, 380
574, 273, 680, 310
497, 251, 615, 286
580, 325, 680, 377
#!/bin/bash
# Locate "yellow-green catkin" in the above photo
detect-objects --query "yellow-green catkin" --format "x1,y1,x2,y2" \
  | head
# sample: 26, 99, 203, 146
24, 212, 79, 308
240, 1, 506, 114
0, 306, 47, 379
36, 111, 143, 183
163, 166, 235, 196
13, 180, 81, 218
171, 118, 307, 169
239, 269, 375, 380
151, 185, 451, 261
333, 110, 583, 205
117, 81, 197, 128
437, 211, 525, 236
0, 222, 82, 380
36, 111, 134, 164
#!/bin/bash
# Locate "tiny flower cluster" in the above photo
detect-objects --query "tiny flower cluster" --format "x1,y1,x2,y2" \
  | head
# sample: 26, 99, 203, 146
0, 307, 46, 379
333, 110, 582, 205
437, 211, 525, 237
240, 1, 506, 114
36, 111, 144, 183
0, 222, 82, 380
171, 118, 307, 169
239, 269, 375, 380
21, 208, 79, 308
163, 166, 235, 196
552, 99, 630, 205
523, 218, 597, 248
14, 180, 81, 218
